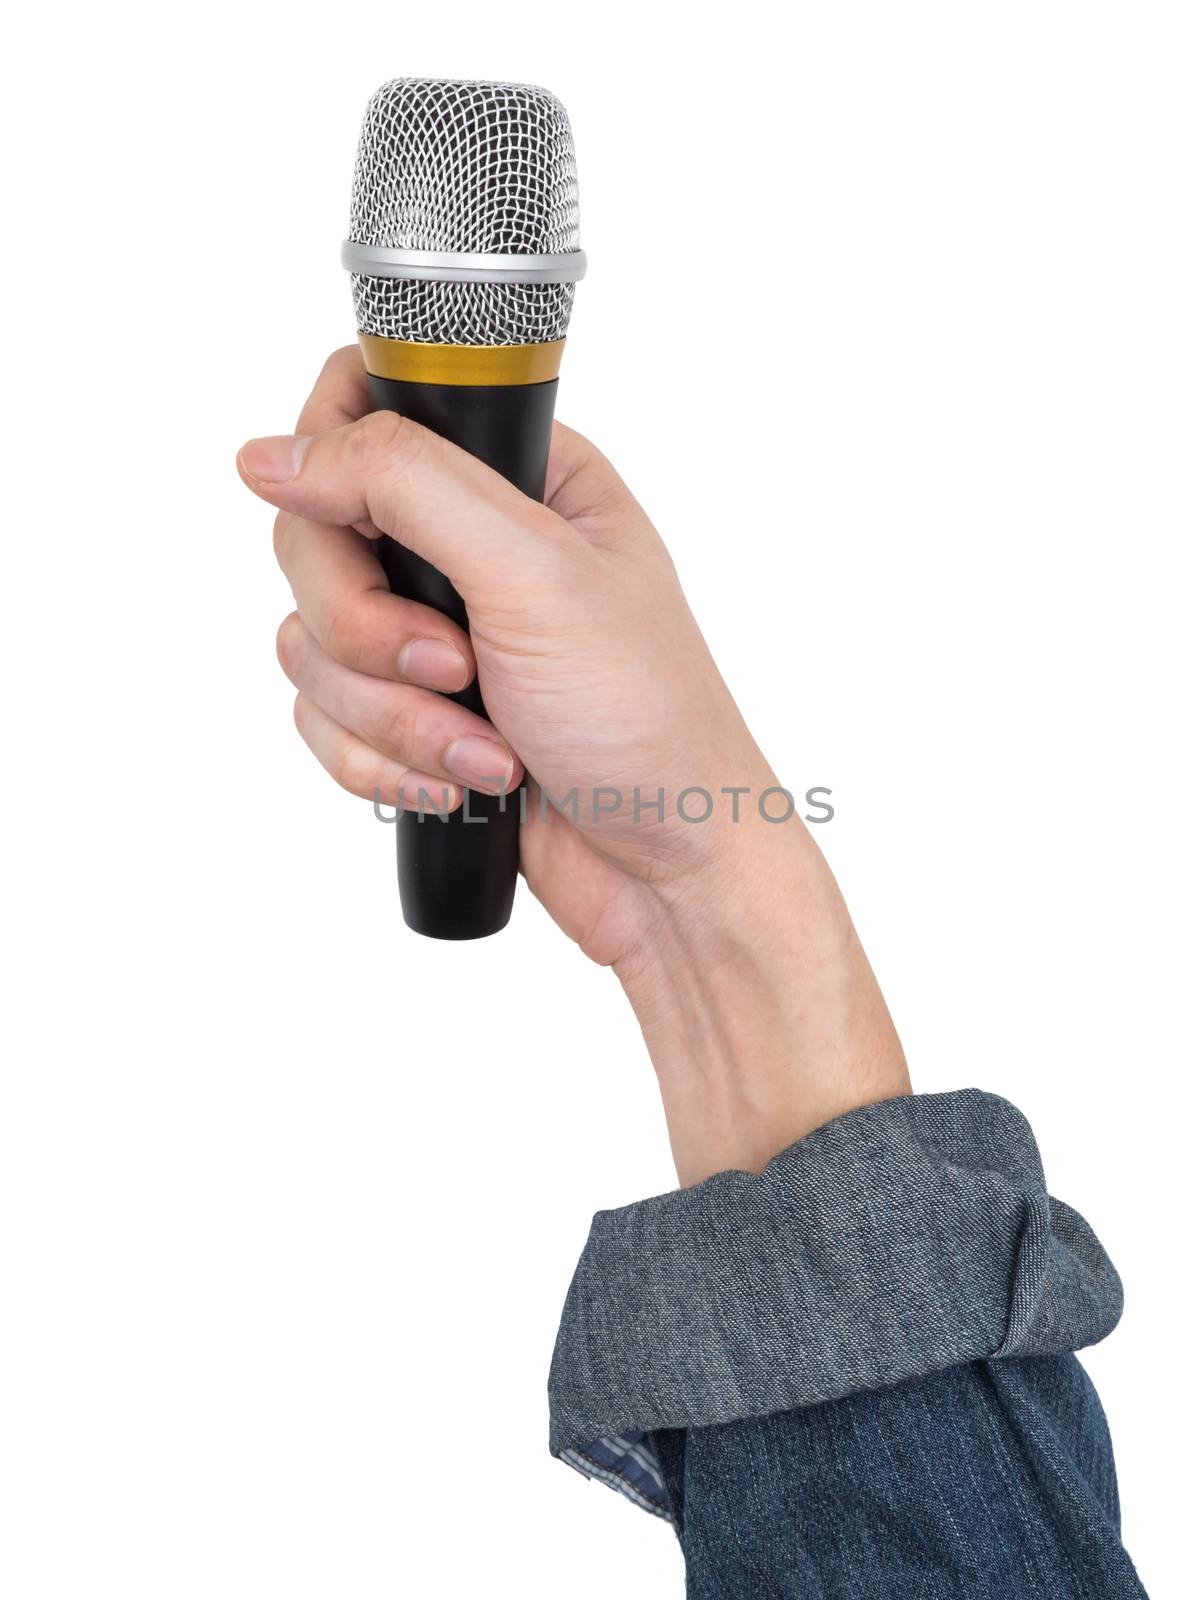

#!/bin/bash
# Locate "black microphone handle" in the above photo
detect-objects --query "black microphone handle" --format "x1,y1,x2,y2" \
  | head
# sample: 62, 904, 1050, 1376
364, 371, 558, 939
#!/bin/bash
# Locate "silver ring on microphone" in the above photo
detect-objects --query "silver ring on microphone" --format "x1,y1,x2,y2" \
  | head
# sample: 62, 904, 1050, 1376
341, 242, 588, 284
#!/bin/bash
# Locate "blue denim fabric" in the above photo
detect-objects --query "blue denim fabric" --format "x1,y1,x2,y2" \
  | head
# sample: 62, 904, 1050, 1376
653, 1354, 1145, 1597
549, 1091, 1146, 1596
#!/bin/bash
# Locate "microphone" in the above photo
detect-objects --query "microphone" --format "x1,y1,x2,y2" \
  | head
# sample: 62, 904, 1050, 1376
341, 78, 586, 941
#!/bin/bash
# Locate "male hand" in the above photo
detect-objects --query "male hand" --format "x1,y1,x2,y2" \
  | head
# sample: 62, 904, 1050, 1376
238, 349, 909, 1182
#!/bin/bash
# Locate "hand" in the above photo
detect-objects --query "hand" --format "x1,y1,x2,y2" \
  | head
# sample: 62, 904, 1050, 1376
238, 349, 909, 1183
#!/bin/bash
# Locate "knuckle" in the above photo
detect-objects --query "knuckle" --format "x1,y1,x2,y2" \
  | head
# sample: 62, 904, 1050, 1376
316, 345, 359, 392
330, 740, 366, 798
275, 612, 305, 675
308, 397, 351, 433
375, 698, 420, 760
321, 345, 356, 374
322, 603, 370, 673
349, 411, 423, 476
528, 501, 573, 543
294, 693, 368, 800
272, 510, 295, 563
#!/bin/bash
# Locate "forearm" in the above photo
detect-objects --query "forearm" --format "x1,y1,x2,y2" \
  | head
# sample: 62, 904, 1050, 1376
616, 809, 909, 1185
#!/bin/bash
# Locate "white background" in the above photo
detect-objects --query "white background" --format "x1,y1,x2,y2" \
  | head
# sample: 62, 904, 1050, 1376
2, 2, 1196, 1594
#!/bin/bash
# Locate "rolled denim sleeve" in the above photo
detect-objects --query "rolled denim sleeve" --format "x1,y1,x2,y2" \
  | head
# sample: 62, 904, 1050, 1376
549, 1090, 1146, 1596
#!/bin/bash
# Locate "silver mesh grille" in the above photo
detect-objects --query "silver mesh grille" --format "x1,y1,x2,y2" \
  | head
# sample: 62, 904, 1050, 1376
349, 78, 580, 347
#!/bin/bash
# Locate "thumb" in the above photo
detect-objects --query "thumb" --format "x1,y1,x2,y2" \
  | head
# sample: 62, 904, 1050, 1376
237, 411, 564, 602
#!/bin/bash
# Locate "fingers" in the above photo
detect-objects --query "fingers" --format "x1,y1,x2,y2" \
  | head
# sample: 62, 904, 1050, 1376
238, 412, 568, 603
277, 349, 478, 691
293, 694, 461, 812
277, 614, 522, 796
295, 347, 378, 539
273, 512, 475, 690
262, 351, 526, 807
295, 345, 373, 434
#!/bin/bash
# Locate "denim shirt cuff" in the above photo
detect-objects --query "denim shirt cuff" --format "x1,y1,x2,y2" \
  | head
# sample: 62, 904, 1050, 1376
548, 1089, 1123, 1520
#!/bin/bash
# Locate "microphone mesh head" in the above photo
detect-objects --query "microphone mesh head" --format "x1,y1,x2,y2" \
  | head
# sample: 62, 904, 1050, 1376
348, 79, 581, 347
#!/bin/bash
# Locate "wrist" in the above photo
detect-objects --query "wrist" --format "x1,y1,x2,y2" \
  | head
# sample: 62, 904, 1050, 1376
617, 818, 910, 1186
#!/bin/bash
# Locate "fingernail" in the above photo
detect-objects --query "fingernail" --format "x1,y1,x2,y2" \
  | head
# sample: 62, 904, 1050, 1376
398, 638, 470, 692
238, 434, 311, 483
396, 774, 460, 813
443, 735, 515, 794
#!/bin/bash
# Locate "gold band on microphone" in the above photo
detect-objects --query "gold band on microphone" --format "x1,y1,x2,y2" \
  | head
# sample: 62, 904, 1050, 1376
358, 333, 565, 387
